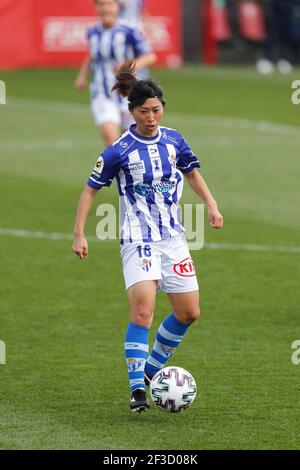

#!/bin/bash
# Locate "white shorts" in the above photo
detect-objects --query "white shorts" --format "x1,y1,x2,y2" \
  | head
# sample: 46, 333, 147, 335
120, 232, 199, 293
91, 94, 134, 129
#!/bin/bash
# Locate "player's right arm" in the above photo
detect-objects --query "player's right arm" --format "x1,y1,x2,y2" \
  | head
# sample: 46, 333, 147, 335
72, 185, 97, 259
72, 145, 121, 259
74, 52, 91, 90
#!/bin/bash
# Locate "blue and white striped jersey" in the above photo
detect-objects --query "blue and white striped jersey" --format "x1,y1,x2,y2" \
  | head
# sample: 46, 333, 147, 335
87, 22, 151, 102
88, 125, 201, 244
118, 0, 144, 28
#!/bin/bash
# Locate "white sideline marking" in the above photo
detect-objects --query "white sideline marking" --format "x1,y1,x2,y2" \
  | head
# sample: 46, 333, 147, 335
0, 135, 296, 152
6, 97, 90, 115
6, 96, 300, 138
205, 242, 300, 254
0, 228, 82, 241
0, 228, 299, 254
0, 139, 100, 151
169, 114, 300, 138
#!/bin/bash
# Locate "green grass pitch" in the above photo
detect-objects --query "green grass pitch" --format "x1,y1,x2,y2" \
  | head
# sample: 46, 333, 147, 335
0, 66, 299, 450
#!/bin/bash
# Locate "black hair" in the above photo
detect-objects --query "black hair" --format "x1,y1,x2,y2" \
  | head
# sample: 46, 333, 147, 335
112, 60, 166, 110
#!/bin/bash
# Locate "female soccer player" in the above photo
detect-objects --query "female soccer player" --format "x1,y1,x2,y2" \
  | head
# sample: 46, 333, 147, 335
74, 0, 156, 146
72, 61, 224, 412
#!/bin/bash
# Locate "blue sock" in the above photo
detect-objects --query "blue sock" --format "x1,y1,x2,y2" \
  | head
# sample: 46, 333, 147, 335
125, 323, 149, 392
145, 313, 190, 379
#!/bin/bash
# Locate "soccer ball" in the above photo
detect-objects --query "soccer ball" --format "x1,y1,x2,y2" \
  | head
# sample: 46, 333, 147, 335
149, 366, 197, 412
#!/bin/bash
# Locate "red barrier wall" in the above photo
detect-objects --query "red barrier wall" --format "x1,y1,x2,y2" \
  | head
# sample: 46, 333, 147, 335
0, 0, 182, 69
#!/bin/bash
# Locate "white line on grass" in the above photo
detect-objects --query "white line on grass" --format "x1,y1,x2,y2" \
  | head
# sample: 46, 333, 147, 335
168, 114, 300, 137
1, 228, 299, 254
205, 242, 300, 254
6, 96, 300, 138
0, 228, 81, 241
7, 97, 90, 115
1, 135, 296, 152
0, 139, 80, 151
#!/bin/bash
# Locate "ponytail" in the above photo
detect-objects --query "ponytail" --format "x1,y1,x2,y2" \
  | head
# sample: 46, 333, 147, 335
112, 59, 137, 97
112, 59, 166, 109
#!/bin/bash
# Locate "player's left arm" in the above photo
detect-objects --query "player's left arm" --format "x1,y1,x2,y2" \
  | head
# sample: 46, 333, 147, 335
115, 52, 156, 74
134, 52, 157, 70
115, 53, 156, 75
184, 169, 224, 229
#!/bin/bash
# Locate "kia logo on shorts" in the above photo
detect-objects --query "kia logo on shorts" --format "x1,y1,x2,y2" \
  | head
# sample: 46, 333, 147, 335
173, 257, 196, 277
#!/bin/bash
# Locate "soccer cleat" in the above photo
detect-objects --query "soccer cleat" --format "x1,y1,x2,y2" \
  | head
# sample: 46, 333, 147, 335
130, 388, 149, 413
144, 372, 152, 387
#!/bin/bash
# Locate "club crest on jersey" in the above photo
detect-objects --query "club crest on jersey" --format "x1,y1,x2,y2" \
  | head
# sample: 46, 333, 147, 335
173, 257, 196, 277
168, 154, 177, 168
127, 358, 145, 372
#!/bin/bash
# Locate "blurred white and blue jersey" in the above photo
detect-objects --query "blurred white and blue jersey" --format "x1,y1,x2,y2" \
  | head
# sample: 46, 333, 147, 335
87, 125, 201, 244
87, 21, 151, 103
118, 0, 144, 28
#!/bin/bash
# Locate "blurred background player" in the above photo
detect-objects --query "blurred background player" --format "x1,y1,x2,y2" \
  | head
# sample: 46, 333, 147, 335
118, 0, 144, 28
74, 0, 156, 146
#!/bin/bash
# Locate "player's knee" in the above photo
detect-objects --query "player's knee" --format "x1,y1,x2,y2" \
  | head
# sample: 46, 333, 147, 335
132, 306, 153, 327
185, 307, 201, 324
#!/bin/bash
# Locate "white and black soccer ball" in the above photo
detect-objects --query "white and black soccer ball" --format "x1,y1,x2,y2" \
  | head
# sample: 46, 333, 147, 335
149, 366, 197, 412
